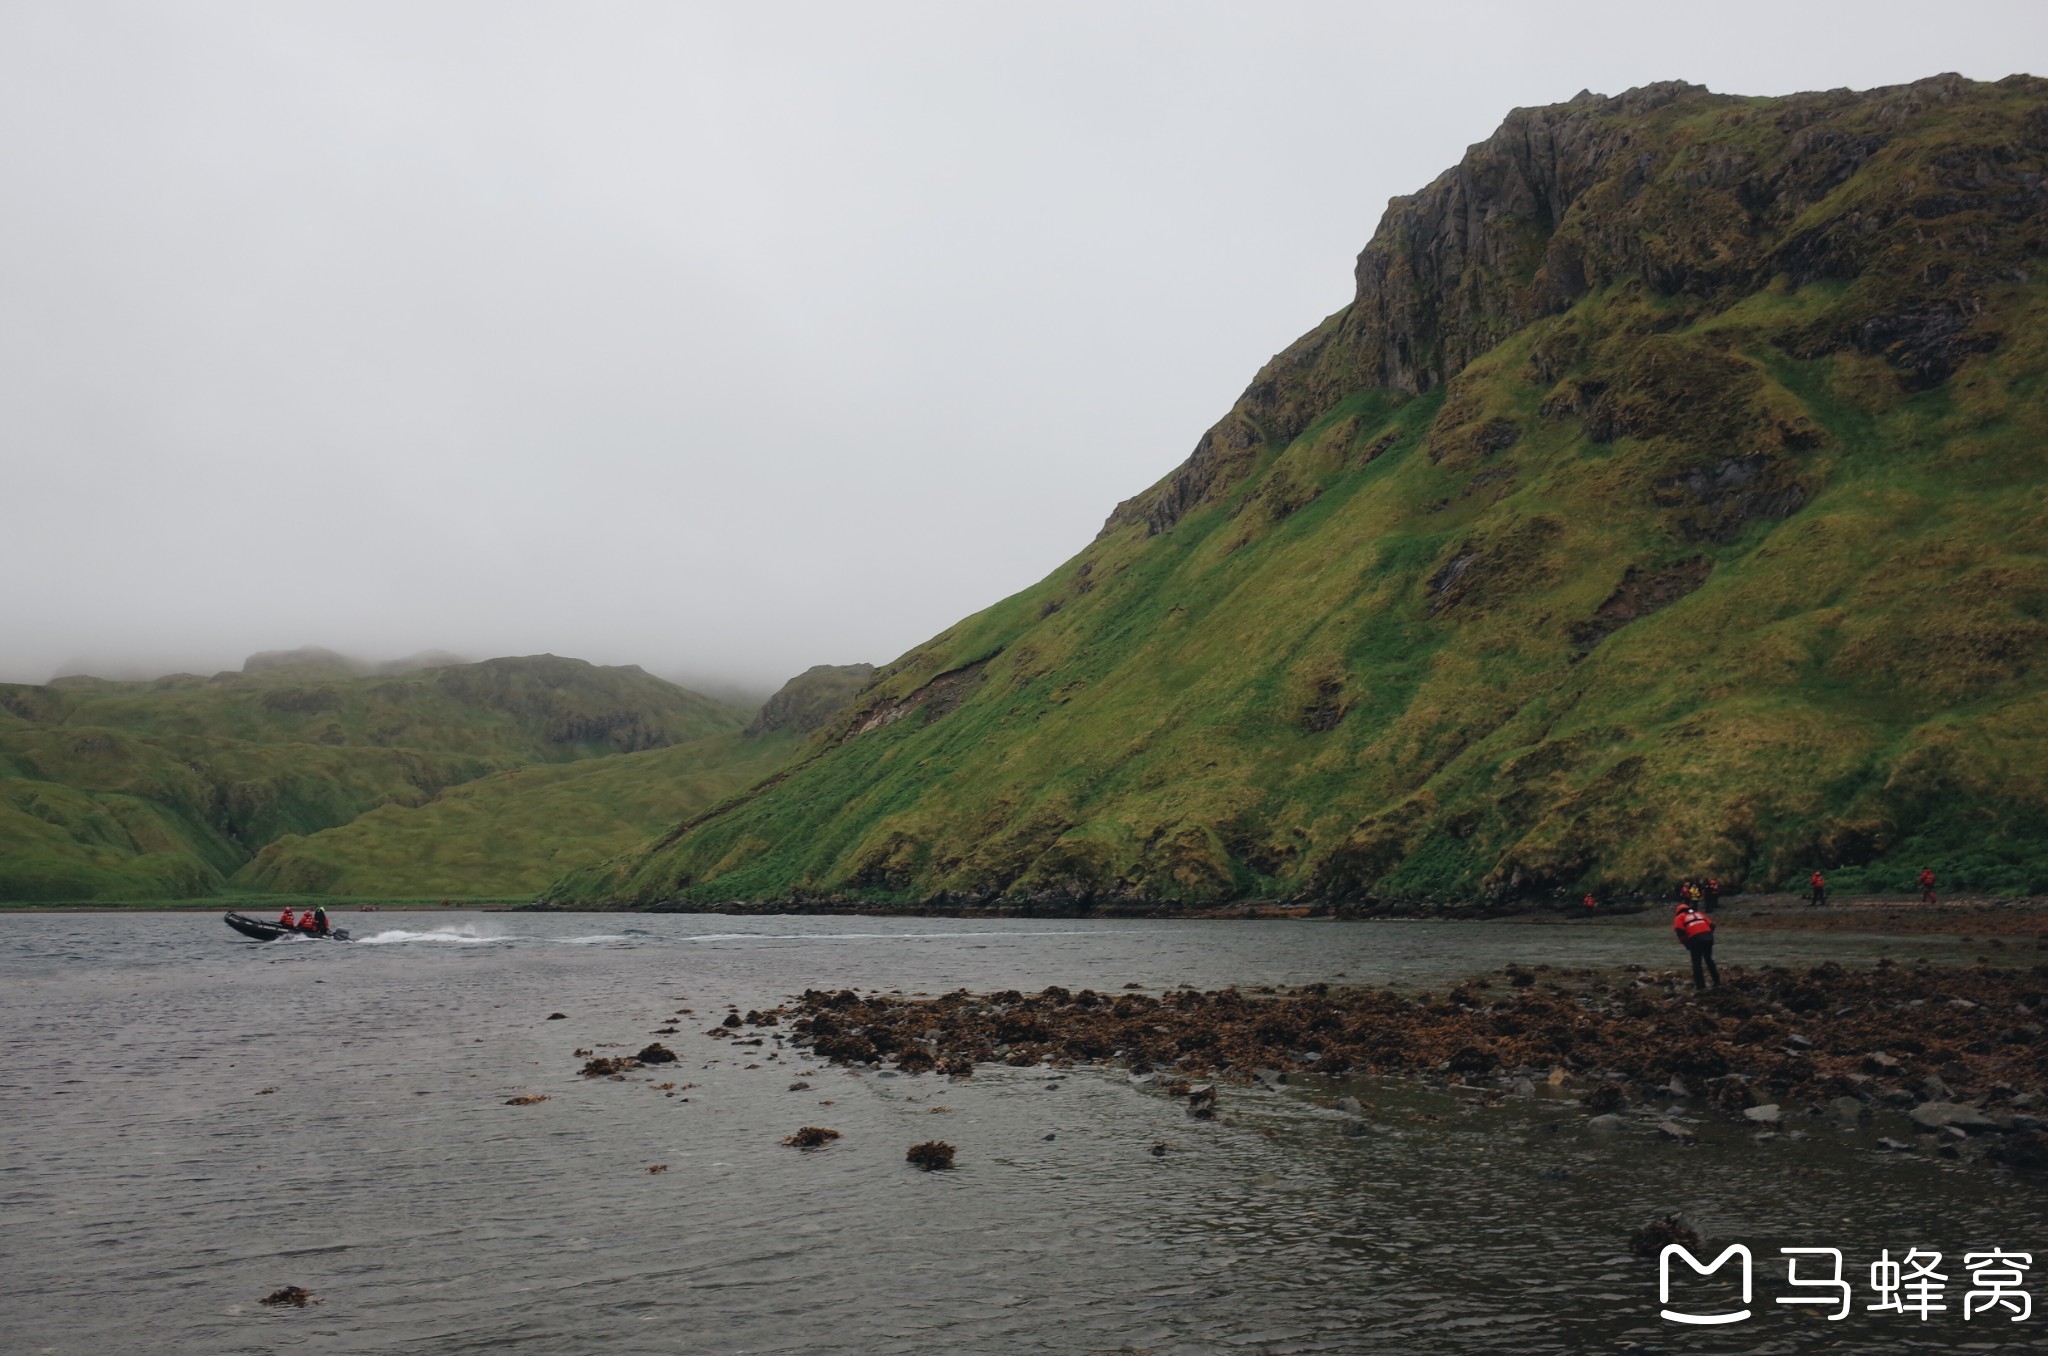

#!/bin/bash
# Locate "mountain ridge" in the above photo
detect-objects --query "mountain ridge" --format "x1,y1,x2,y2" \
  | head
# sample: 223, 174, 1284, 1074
547, 74, 2048, 911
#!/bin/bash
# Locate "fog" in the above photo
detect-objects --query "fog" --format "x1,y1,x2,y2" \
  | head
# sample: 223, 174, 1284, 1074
3, 1, 2040, 694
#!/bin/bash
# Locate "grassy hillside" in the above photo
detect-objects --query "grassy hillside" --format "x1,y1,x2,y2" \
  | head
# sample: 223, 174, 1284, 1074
0, 654, 753, 900
3, 653, 738, 763
549, 75, 2048, 910
0, 727, 492, 900
236, 731, 797, 897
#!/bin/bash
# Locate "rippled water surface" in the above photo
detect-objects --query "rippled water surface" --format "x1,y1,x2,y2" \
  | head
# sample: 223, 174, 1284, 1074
2, 910, 2041, 1353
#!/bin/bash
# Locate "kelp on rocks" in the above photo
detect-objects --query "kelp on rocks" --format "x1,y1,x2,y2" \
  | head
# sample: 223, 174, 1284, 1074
758, 963, 2048, 1119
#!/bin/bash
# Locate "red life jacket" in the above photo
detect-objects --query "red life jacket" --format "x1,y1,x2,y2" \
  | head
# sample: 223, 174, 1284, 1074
279, 910, 295, 927
1810, 873, 1824, 888
1679, 909, 1714, 939
1920, 869, 1934, 886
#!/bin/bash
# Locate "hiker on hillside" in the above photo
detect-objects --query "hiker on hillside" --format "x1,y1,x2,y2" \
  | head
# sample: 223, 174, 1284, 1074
1808, 870, 1827, 907
1920, 867, 1937, 905
1674, 901, 1720, 990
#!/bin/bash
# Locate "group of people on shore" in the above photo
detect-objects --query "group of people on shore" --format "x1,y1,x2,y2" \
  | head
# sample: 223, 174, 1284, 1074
1806, 866, 1940, 906
1667, 866, 1940, 992
277, 906, 332, 936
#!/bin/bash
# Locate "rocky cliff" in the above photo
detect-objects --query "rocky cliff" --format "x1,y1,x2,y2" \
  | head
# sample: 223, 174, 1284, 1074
1105, 74, 2044, 538
549, 75, 2048, 911
743, 664, 877, 737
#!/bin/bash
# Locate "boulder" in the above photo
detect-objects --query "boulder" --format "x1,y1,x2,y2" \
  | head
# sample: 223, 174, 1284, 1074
1910, 1102, 1998, 1132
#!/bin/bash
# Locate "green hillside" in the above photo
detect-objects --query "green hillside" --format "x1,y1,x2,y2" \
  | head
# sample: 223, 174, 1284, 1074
548, 74, 2048, 910
237, 731, 797, 897
0, 654, 753, 900
3, 653, 737, 763
0, 727, 492, 900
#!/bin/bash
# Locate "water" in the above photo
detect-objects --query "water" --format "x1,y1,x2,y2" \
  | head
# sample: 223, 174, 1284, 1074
1, 910, 2040, 1353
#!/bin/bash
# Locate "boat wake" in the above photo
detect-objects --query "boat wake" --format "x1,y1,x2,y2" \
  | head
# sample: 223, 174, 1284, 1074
354, 926, 636, 947
355, 926, 510, 946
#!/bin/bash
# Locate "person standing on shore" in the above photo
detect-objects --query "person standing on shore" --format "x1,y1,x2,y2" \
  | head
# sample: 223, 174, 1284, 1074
1705, 878, 1721, 913
1674, 901, 1720, 990
1808, 870, 1827, 907
1920, 867, 1937, 905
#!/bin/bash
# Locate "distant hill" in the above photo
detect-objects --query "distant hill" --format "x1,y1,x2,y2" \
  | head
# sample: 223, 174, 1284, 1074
237, 646, 470, 677
6, 653, 736, 764
236, 731, 798, 897
744, 664, 876, 737
547, 75, 2048, 911
0, 654, 751, 900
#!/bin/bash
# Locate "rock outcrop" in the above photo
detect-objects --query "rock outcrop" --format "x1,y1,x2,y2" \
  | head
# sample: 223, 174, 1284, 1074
1104, 74, 2047, 537
743, 663, 876, 737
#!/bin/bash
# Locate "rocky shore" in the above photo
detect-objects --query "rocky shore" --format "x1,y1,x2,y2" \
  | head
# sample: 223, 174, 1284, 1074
739, 958, 2048, 1167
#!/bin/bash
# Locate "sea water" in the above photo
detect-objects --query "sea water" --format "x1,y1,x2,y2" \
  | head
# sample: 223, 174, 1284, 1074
0, 910, 2040, 1353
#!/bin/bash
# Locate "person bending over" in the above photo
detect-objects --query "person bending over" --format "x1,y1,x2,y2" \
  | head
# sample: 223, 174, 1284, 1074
1674, 902, 1720, 991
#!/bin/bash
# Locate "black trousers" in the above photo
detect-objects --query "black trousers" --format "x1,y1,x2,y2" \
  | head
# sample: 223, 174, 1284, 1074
1687, 934, 1720, 989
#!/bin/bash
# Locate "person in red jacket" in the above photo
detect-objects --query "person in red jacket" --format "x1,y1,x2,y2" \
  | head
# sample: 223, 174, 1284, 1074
1919, 867, 1937, 905
278, 907, 297, 929
1675, 901, 1720, 990
1808, 871, 1827, 907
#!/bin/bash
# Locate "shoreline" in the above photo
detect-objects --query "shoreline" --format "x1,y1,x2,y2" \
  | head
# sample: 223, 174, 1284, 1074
9, 891, 2044, 934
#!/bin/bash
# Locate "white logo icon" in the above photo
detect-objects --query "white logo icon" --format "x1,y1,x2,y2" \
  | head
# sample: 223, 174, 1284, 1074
1661, 1244, 1753, 1325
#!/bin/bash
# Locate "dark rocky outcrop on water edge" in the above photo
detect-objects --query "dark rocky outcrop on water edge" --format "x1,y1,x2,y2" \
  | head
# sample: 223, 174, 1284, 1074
731, 960, 2048, 1167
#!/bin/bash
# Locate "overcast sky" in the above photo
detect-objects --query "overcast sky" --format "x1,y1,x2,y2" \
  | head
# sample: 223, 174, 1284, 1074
4, 1, 2042, 695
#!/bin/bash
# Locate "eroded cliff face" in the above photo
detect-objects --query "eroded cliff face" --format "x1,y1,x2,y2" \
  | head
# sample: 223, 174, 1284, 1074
743, 663, 877, 737
1103, 74, 2048, 538
551, 74, 2048, 912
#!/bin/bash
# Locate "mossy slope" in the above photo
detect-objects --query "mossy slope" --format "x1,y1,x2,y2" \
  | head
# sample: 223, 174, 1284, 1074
551, 75, 2048, 909
236, 731, 797, 897
0, 655, 754, 900
4, 653, 736, 762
